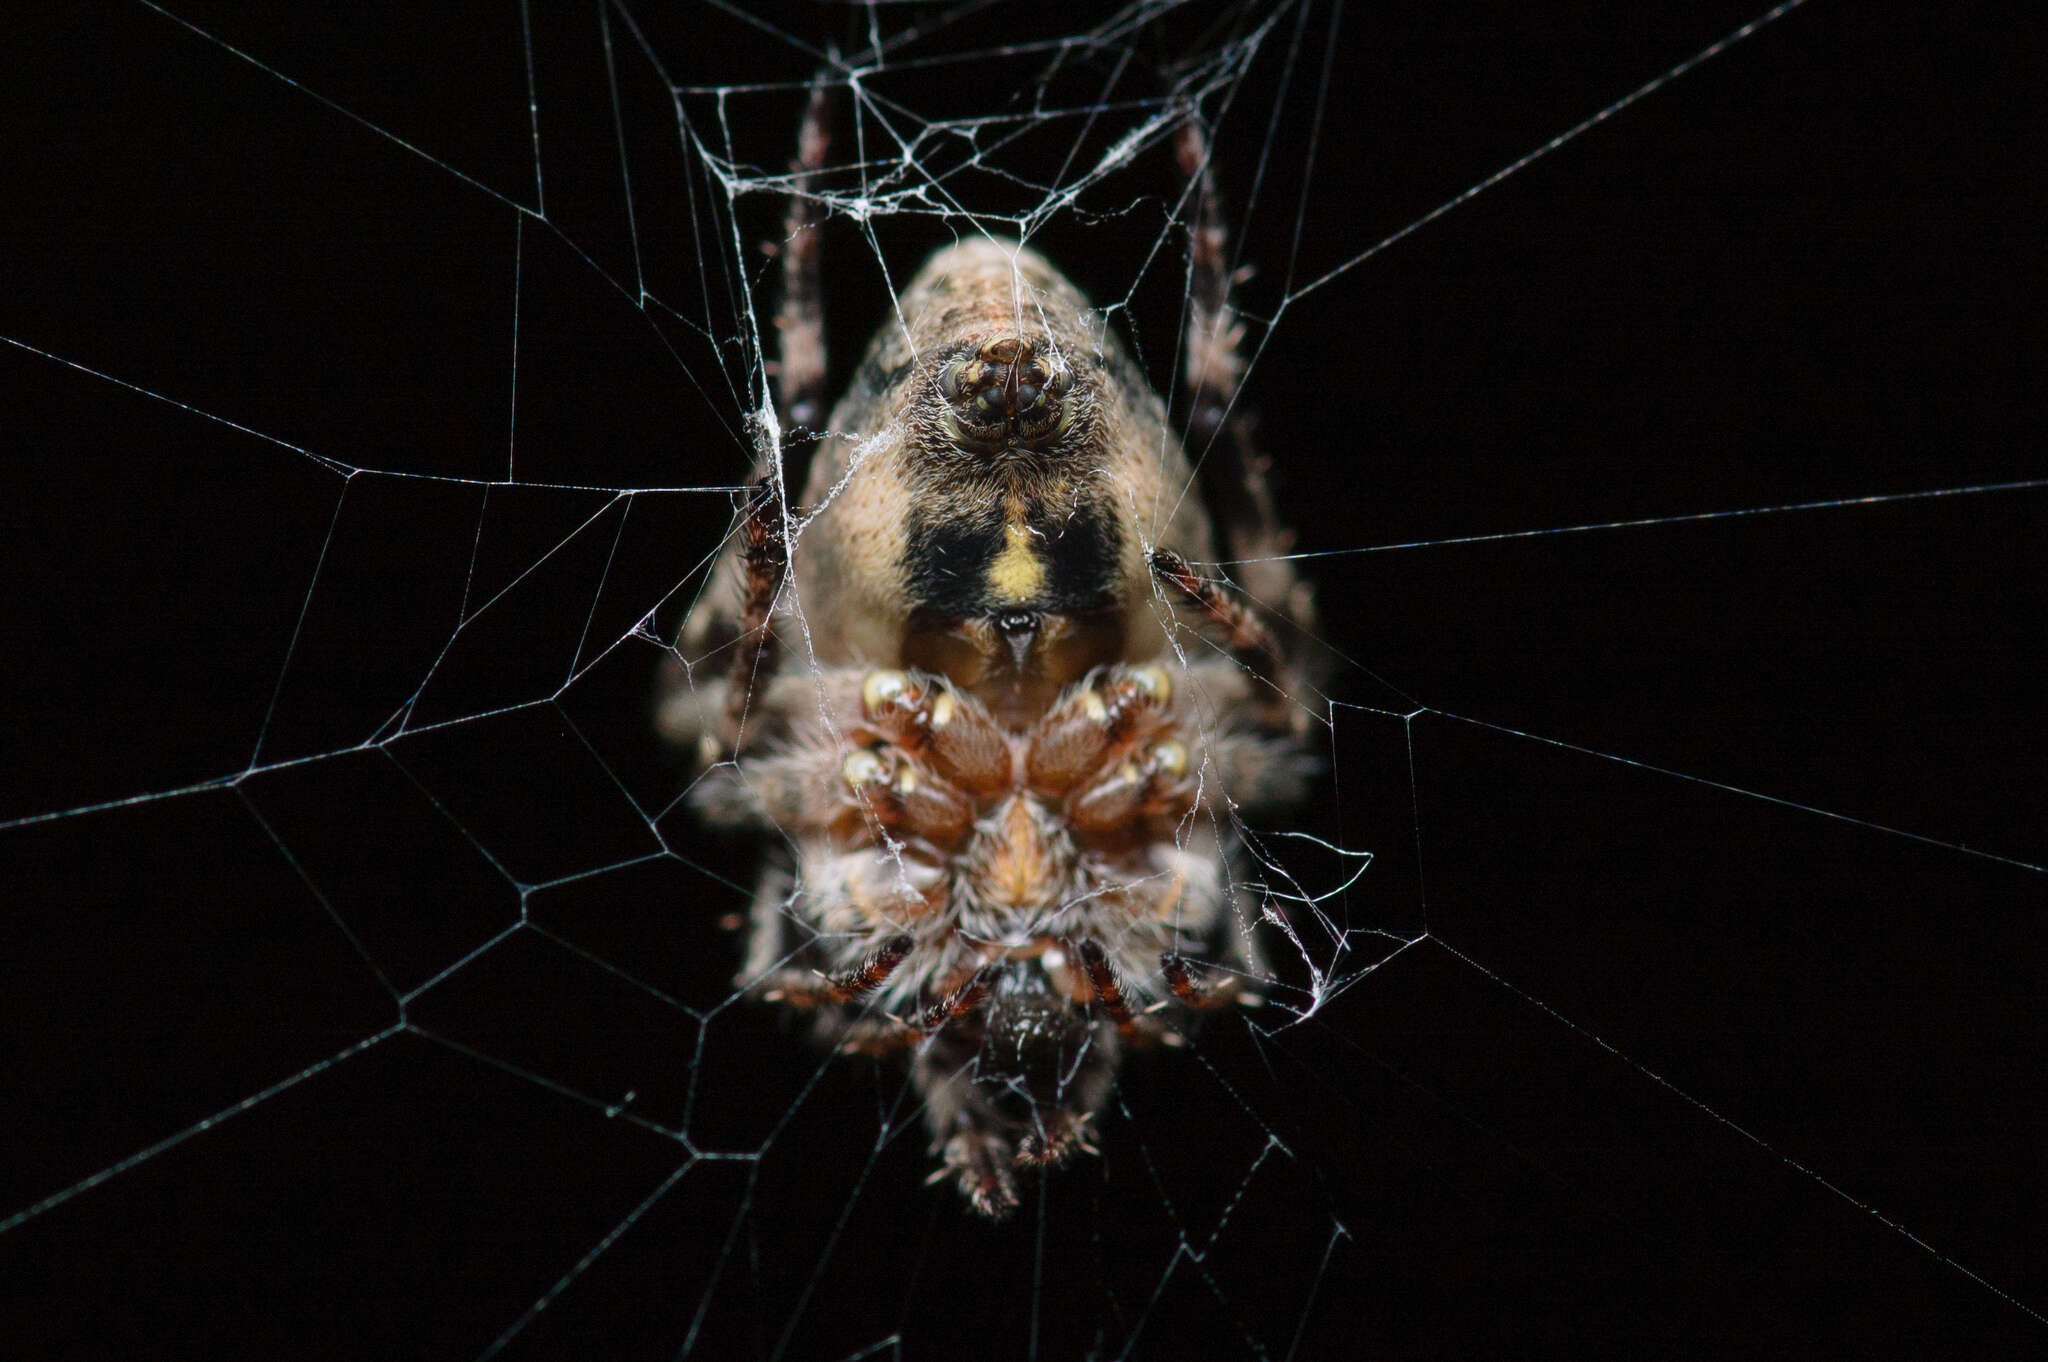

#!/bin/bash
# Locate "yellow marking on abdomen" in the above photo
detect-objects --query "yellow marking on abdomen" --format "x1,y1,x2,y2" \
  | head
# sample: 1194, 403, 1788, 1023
986, 520, 1047, 602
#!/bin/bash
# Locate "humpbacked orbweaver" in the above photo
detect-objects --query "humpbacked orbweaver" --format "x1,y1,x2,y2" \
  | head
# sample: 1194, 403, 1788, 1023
659, 88, 1316, 1217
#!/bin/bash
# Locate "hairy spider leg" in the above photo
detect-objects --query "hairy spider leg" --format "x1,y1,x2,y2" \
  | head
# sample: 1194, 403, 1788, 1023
720, 82, 832, 757
832, 961, 1002, 1057
1160, 952, 1246, 1011
758, 932, 915, 1009
1013, 1108, 1098, 1167
1149, 546, 1287, 706
774, 79, 831, 443
1072, 937, 1136, 1032
721, 477, 791, 749
910, 964, 1000, 1037
1174, 117, 1315, 639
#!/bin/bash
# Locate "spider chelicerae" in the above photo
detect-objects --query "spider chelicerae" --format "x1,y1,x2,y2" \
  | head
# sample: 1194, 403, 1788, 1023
659, 87, 1318, 1217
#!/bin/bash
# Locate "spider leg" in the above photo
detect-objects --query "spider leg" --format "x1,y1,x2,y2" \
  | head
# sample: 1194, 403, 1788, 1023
832, 961, 999, 1056
911, 963, 1000, 1036
720, 477, 790, 751
1149, 547, 1286, 709
1173, 116, 1318, 644
1160, 952, 1253, 1012
735, 866, 794, 989
1176, 120, 1251, 488
1156, 122, 1316, 728
713, 84, 835, 758
774, 79, 831, 444
928, 1120, 1021, 1220
1014, 1108, 1098, 1168
917, 1048, 1022, 1218
757, 933, 914, 1008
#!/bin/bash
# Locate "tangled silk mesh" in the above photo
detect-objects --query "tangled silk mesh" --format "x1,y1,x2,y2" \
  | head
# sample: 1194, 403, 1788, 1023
3, 1, 2044, 1357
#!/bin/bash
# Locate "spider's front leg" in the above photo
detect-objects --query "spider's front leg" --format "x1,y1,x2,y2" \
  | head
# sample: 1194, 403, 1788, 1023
685, 82, 834, 762
1159, 952, 1252, 1012
1175, 117, 1314, 635
773, 79, 831, 445
755, 932, 914, 1009
1148, 547, 1286, 711
1143, 116, 1319, 733
717, 477, 790, 758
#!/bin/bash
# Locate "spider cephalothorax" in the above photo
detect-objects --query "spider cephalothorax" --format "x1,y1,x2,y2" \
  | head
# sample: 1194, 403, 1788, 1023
660, 97, 1315, 1216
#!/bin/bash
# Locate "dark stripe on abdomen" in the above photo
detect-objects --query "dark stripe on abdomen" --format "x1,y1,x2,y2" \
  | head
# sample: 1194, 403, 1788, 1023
903, 496, 1123, 618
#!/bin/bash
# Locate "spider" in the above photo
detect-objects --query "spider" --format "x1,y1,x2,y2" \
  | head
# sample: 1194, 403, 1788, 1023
658, 86, 1317, 1218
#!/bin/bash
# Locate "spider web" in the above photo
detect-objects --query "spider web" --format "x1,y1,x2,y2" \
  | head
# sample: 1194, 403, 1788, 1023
4, 1, 2044, 1357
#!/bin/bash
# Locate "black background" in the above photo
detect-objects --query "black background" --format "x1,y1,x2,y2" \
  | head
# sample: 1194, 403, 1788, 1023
4, 1, 2044, 1358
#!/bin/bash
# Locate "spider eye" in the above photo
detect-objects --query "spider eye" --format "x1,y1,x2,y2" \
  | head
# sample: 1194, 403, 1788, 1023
940, 340, 1074, 448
